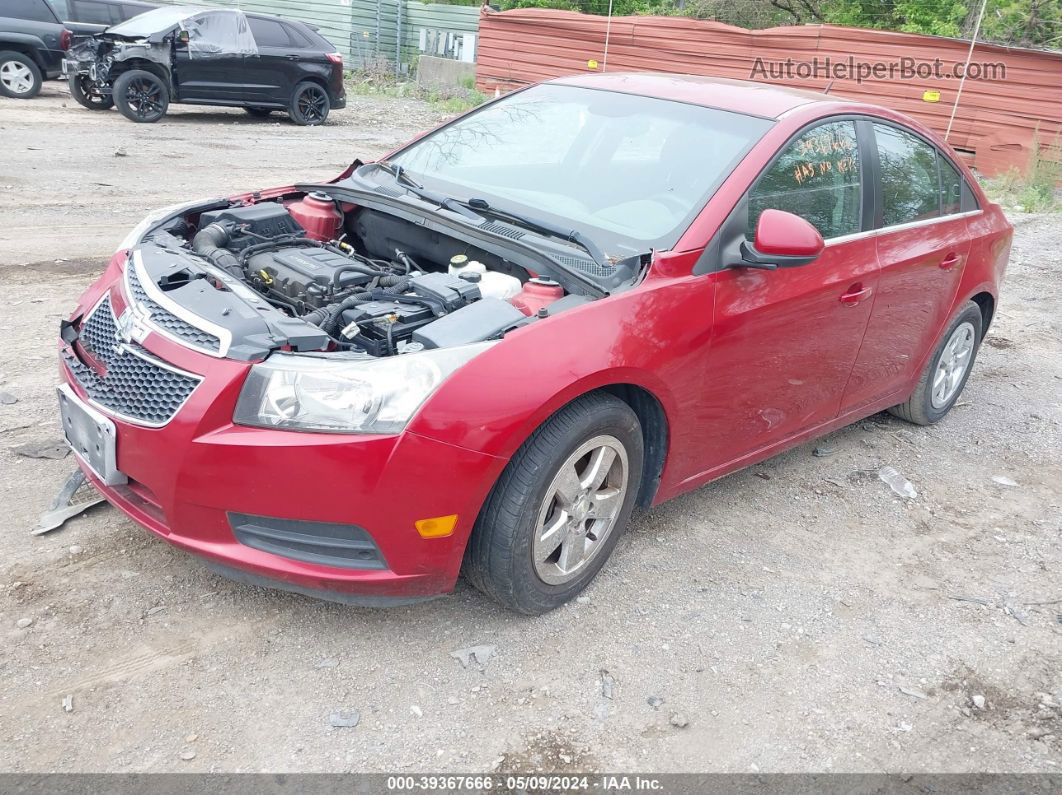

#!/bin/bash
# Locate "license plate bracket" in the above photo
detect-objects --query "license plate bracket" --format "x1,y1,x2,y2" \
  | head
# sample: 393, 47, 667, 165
58, 384, 127, 486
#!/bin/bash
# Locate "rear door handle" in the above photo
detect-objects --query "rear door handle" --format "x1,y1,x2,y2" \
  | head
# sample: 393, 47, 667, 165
940, 252, 962, 269
840, 284, 873, 306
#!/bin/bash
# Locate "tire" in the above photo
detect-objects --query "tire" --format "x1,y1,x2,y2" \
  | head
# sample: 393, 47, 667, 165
888, 301, 983, 425
113, 69, 169, 123
68, 74, 114, 110
0, 51, 43, 99
464, 393, 644, 614
244, 107, 273, 118
288, 81, 330, 126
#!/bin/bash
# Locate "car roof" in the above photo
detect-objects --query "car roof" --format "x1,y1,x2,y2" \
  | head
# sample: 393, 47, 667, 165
549, 73, 854, 120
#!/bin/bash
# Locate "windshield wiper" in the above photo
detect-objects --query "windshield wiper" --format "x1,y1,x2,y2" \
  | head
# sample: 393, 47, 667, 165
464, 197, 608, 267
367, 161, 482, 221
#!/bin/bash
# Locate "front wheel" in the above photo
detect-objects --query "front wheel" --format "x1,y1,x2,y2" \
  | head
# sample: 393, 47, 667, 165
288, 81, 330, 126
0, 51, 43, 99
68, 74, 114, 110
464, 393, 644, 614
113, 69, 169, 123
889, 301, 984, 425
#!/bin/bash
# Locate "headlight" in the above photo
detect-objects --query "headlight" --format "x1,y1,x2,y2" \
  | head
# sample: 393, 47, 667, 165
233, 343, 493, 433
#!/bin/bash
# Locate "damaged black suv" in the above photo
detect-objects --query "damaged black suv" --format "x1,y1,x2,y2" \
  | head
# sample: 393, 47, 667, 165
64, 6, 346, 124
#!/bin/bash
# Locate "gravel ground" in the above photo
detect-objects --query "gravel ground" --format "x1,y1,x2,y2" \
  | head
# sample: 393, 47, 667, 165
0, 85, 1060, 774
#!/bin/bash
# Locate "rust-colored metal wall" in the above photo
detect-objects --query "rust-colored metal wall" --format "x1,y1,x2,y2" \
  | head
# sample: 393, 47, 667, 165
476, 8, 1062, 177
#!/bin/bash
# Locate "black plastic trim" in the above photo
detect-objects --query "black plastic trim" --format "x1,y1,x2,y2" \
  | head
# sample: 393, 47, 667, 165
228, 512, 387, 570
204, 561, 439, 607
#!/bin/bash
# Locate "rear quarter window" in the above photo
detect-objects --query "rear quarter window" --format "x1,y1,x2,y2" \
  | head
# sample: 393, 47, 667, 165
874, 123, 940, 226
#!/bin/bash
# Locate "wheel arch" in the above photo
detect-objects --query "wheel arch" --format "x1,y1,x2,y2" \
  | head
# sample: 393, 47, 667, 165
469, 376, 674, 511
110, 58, 170, 88
295, 75, 330, 97
598, 383, 670, 508
0, 39, 47, 71
969, 290, 995, 340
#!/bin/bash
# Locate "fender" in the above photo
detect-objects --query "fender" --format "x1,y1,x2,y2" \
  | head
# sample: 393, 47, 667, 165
0, 33, 50, 69
409, 273, 716, 498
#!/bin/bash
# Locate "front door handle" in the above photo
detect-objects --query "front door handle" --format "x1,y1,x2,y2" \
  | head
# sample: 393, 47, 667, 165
940, 252, 962, 269
840, 284, 873, 306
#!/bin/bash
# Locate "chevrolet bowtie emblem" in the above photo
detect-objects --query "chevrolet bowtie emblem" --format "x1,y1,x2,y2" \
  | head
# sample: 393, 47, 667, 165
115, 306, 151, 346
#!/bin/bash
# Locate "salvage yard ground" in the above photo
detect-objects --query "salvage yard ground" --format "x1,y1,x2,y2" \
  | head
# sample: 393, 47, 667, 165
1, 84, 1060, 773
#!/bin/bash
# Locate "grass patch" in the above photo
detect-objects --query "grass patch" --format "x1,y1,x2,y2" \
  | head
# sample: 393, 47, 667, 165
981, 131, 1062, 213
345, 63, 488, 115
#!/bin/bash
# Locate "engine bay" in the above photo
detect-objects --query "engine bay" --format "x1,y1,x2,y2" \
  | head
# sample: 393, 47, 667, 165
132, 189, 603, 360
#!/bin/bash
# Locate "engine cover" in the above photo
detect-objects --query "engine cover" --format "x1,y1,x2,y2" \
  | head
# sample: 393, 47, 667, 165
198, 203, 304, 251
246, 246, 373, 309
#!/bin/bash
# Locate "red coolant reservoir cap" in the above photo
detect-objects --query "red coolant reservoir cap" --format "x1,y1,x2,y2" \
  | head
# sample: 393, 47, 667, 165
510, 277, 564, 316
289, 192, 342, 242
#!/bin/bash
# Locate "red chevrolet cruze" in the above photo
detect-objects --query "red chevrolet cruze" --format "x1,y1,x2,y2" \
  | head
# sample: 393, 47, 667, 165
58, 74, 1011, 613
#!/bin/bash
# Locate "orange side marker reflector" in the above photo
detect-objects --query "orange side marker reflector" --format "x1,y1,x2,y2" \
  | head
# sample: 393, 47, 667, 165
415, 514, 458, 538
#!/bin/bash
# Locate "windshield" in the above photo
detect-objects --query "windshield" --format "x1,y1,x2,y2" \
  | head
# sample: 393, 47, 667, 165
106, 6, 200, 37
387, 84, 773, 258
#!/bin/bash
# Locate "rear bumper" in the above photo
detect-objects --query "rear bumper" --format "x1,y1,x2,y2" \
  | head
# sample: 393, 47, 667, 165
331, 89, 346, 110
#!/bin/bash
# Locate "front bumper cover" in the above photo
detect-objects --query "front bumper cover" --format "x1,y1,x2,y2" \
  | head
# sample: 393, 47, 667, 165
61, 256, 507, 603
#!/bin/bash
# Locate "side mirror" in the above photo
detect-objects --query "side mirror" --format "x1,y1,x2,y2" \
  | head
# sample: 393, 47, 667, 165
731, 209, 824, 270
177, 29, 190, 45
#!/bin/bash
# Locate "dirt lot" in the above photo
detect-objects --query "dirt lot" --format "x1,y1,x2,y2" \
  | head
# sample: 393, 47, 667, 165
1, 84, 1060, 774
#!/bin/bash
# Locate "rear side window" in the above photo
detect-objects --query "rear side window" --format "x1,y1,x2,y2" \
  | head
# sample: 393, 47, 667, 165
249, 17, 298, 48
4, 0, 59, 22
748, 120, 863, 240
874, 123, 941, 226
69, 0, 117, 24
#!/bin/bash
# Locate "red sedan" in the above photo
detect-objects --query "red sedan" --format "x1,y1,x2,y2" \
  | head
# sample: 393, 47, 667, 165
58, 74, 1011, 613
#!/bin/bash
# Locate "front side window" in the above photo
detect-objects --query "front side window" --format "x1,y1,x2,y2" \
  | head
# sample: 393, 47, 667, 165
182, 11, 258, 58
874, 123, 940, 226
387, 84, 773, 257
747, 120, 862, 240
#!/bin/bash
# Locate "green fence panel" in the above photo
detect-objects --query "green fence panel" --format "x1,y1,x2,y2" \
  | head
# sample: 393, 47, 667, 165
153, 0, 478, 69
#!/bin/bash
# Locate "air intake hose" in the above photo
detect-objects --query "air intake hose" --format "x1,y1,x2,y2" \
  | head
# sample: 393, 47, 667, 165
191, 222, 243, 278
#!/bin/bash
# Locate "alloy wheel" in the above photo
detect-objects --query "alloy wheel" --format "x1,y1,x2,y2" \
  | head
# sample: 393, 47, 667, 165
532, 435, 629, 586
0, 61, 34, 95
78, 77, 109, 107
126, 77, 163, 119
931, 321, 976, 408
297, 87, 327, 123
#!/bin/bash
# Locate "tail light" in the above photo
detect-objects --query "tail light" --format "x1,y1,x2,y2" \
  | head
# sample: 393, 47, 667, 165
326, 52, 343, 69
60, 29, 72, 50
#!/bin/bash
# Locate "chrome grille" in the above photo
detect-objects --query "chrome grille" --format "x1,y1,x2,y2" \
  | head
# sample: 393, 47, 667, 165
125, 265, 221, 354
64, 295, 201, 427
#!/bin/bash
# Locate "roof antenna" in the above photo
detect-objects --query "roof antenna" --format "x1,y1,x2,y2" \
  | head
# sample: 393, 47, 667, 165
823, 80, 833, 95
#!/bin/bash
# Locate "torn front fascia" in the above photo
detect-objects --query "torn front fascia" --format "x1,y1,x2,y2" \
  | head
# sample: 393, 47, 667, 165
133, 243, 329, 360
66, 39, 171, 86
